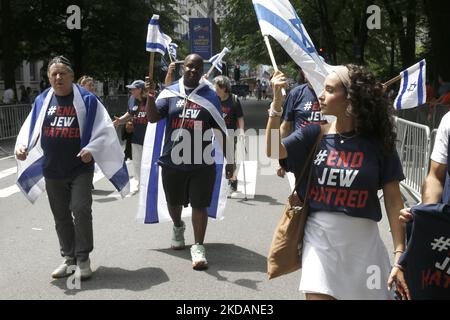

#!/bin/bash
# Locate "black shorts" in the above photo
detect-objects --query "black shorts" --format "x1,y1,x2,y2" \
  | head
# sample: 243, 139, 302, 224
161, 165, 216, 208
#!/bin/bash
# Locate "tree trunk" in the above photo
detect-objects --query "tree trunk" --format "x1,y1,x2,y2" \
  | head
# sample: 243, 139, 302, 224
355, 0, 371, 64
383, 0, 417, 69
316, 0, 337, 64
424, 0, 450, 81
71, 0, 83, 79
1, 0, 17, 95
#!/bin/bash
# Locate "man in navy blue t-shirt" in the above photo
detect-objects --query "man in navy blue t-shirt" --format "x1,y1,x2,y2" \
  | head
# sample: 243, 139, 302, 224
146, 54, 233, 270
16, 56, 95, 280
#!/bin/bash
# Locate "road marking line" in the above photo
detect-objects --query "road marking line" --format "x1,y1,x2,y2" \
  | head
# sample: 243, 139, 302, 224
231, 161, 258, 199
0, 160, 133, 199
0, 167, 17, 180
0, 184, 20, 198
0, 155, 14, 161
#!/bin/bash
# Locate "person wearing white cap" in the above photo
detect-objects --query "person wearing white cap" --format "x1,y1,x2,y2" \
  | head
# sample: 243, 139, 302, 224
113, 80, 147, 193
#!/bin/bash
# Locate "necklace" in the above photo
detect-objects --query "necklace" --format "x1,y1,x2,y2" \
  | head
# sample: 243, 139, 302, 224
336, 131, 356, 144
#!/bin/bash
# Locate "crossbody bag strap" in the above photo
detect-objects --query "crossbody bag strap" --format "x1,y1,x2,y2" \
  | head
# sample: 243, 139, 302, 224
291, 125, 324, 198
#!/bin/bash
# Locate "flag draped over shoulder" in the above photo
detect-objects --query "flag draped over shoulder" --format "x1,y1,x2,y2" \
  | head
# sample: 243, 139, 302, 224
252, 0, 332, 95
136, 79, 228, 224
146, 14, 172, 55
394, 60, 426, 110
208, 47, 230, 74
15, 85, 130, 203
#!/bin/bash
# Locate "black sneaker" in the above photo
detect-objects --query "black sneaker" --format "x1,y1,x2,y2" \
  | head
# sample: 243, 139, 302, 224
230, 180, 238, 192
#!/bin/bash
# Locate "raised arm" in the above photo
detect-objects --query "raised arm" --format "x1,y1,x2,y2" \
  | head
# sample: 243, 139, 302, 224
266, 71, 288, 159
145, 76, 162, 123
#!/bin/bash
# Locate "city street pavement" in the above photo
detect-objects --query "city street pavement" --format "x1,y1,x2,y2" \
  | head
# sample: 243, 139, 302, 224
0, 96, 404, 300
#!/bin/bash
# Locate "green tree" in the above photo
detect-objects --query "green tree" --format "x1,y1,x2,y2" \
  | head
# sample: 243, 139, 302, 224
0, 0, 179, 91
219, 0, 449, 83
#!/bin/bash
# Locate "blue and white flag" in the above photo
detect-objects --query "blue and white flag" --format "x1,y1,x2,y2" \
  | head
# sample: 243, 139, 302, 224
15, 85, 130, 203
209, 47, 230, 74
168, 42, 178, 61
146, 14, 172, 55
252, 0, 332, 95
394, 60, 427, 110
137, 78, 228, 224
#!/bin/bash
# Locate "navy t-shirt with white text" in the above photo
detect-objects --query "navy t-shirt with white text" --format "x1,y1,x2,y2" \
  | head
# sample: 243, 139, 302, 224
282, 84, 327, 129
221, 95, 243, 130
40, 93, 94, 179
282, 124, 404, 221
155, 88, 223, 171
128, 97, 147, 145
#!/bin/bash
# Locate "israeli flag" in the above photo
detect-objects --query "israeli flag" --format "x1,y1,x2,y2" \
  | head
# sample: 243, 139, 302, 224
146, 14, 172, 55
252, 0, 332, 96
168, 43, 178, 60
394, 60, 427, 110
136, 78, 228, 224
15, 85, 130, 203
208, 47, 230, 74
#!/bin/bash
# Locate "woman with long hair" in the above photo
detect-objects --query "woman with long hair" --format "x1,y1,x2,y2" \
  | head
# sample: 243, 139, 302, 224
266, 65, 410, 300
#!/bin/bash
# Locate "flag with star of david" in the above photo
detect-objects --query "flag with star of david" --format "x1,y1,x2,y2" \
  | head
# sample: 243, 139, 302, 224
252, 0, 333, 96
394, 59, 427, 110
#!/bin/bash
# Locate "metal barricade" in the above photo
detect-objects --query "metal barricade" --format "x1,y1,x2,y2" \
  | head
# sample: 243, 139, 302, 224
0, 104, 32, 141
395, 117, 431, 202
102, 95, 129, 117
0, 96, 128, 140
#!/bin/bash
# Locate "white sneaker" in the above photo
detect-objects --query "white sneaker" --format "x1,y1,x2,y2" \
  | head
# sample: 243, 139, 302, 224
130, 178, 140, 194
51, 256, 76, 279
190, 244, 208, 270
171, 221, 186, 250
75, 258, 92, 280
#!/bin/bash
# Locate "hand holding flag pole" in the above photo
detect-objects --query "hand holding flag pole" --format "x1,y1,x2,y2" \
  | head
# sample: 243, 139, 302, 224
167, 43, 178, 64
206, 47, 230, 79
263, 36, 286, 96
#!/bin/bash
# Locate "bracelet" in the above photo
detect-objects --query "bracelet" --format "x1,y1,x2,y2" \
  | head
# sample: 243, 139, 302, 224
393, 250, 405, 255
393, 263, 405, 272
268, 107, 283, 118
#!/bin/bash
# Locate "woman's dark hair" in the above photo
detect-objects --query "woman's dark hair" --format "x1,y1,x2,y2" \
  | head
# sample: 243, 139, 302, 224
346, 64, 396, 154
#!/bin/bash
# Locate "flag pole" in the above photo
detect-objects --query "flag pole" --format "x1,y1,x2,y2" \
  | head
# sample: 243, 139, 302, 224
168, 52, 174, 64
263, 36, 286, 96
383, 75, 402, 89
240, 134, 248, 201
148, 52, 155, 79
205, 64, 216, 79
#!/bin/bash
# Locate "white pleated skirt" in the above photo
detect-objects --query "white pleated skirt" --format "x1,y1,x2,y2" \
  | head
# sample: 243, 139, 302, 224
299, 211, 394, 300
